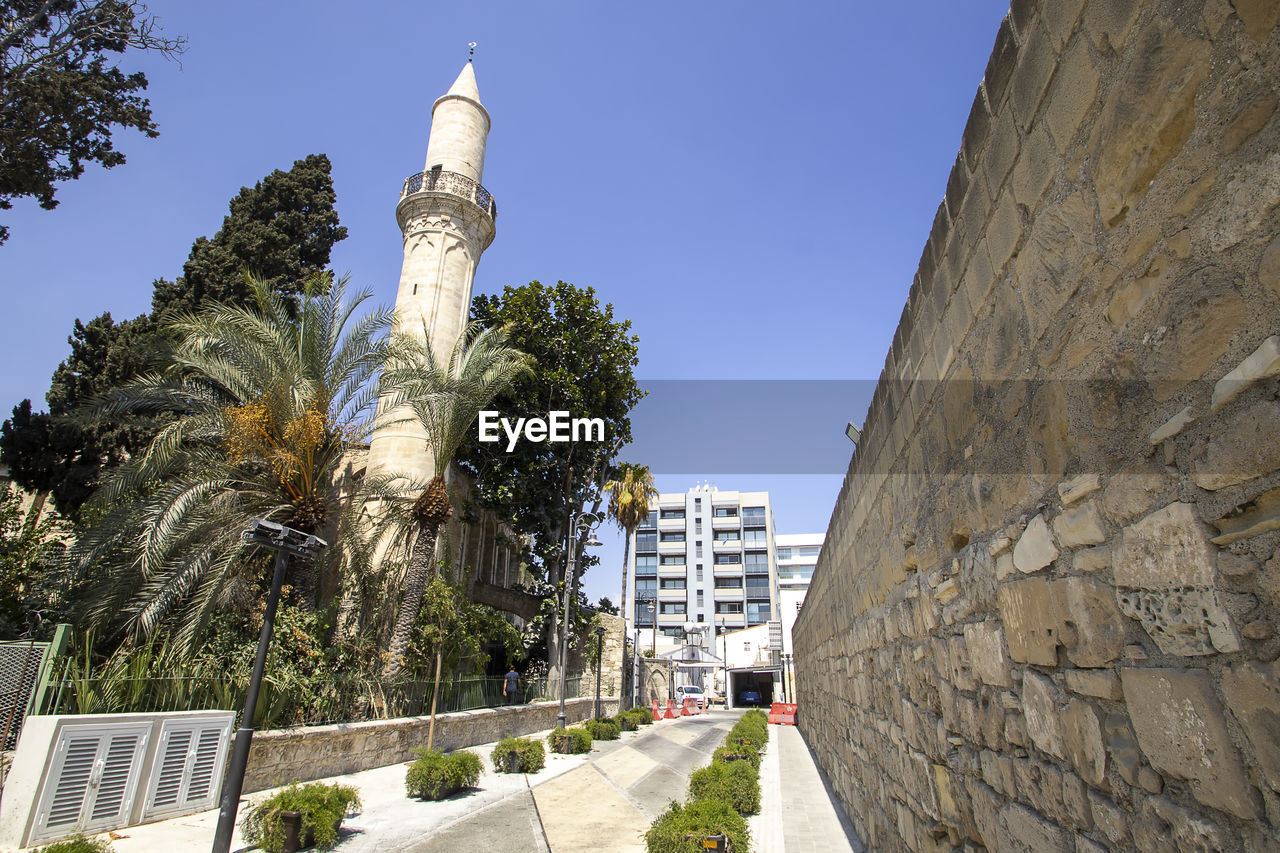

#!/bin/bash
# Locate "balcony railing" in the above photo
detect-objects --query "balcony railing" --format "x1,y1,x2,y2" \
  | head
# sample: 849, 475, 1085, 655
400, 169, 497, 221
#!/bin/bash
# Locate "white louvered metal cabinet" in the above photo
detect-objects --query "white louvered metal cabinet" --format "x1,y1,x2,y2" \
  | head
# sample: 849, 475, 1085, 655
141, 715, 233, 821
28, 721, 152, 845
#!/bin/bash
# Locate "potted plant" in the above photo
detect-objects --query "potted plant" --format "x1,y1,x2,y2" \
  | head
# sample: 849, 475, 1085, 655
405, 748, 482, 800
547, 726, 593, 754
240, 782, 361, 853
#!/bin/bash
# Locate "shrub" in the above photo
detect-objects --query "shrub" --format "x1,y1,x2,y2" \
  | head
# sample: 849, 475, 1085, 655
37, 836, 114, 853
625, 705, 655, 726
405, 748, 482, 800
547, 726, 593, 754
644, 798, 749, 853
241, 782, 361, 853
616, 712, 638, 731
492, 736, 546, 773
585, 717, 621, 741
712, 744, 761, 770
688, 759, 761, 815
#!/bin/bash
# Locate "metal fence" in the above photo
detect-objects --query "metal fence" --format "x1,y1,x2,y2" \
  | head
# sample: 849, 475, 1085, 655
41, 669, 584, 730
0, 640, 48, 750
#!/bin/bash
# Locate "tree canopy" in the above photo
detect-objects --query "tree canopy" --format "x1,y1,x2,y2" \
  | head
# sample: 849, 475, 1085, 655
1, 154, 348, 517
0, 0, 185, 244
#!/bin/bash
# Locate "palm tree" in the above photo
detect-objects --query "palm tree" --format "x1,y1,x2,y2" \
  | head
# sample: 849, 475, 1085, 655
72, 272, 394, 653
378, 321, 532, 680
604, 462, 657, 625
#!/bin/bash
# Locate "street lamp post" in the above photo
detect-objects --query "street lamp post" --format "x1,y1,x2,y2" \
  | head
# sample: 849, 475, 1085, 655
557, 510, 602, 731
719, 617, 728, 708
593, 624, 607, 719
212, 519, 326, 853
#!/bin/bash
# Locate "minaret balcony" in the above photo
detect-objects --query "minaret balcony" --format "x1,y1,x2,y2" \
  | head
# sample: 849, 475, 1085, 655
400, 169, 497, 222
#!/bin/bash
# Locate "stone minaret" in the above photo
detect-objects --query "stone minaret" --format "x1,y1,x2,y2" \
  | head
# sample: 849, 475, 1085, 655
365, 61, 497, 484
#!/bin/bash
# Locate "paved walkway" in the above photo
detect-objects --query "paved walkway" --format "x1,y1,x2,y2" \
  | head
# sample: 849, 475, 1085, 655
89, 711, 861, 852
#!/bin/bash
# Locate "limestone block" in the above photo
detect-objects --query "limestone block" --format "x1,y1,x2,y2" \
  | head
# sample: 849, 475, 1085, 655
1058, 473, 1101, 505
1116, 586, 1241, 655
1104, 712, 1141, 786
1022, 671, 1066, 759
1091, 21, 1210, 228
1065, 669, 1122, 700
1015, 191, 1098, 343
1220, 660, 1280, 791
1138, 796, 1227, 853
1211, 487, 1280, 545
1057, 577, 1126, 667
1083, 0, 1141, 54
1114, 502, 1216, 589
1076, 837, 1107, 853
1217, 551, 1259, 577
1101, 465, 1168, 524
1014, 514, 1060, 573
1231, 0, 1280, 40
1120, 667, 1258, 819
1193, 401, 1280, 490
1192, 153, 1280, 252
964, 622, 1014, 688
1061, 698, 1106, 787
1088, 791, 1130, 845
1061, 771, 1092, 830
1148, 406, 1195, 444
1210, 336, 1280, 412
1045, 38, 1100, 154
1143, 275, 1247, 403
997, 801, 1071, 853
968, 778, 1003, 848
1260, 234, 1280, 300
1072, 545, 1111, 573
998, 577, 1061, 665
1053, 502, 1107, 548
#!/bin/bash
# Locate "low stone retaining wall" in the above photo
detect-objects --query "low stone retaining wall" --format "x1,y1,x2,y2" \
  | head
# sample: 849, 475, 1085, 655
243, 696, 618, 793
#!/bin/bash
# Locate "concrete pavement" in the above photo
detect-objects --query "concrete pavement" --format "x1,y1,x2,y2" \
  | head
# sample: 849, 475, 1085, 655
80, 709, 862, 852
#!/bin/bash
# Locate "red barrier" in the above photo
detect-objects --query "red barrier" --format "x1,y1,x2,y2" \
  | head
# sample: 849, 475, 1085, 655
652, 700, 662, 722
681, 697, 701, 716
665, 699, 678, 719
768, 702, 798, 725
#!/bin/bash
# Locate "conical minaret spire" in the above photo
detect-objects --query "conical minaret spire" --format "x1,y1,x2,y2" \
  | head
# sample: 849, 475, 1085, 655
365, 61, 498, 484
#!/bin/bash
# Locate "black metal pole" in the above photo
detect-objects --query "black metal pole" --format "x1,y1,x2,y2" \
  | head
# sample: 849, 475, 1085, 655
212, 549, 289, 853
593, 628, 604, 719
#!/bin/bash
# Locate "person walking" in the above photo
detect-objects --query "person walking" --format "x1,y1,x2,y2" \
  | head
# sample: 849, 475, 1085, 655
503, 666, 522, 704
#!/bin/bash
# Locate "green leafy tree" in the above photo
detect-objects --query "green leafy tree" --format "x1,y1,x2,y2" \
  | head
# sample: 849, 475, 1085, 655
376, 322, 532, 679
456, 280, 643, 682
70, 272, 392, 651
0, 483, 68, 638
604, 462, 656, 616
0, 0, 185, 244
1, 154, 348, 518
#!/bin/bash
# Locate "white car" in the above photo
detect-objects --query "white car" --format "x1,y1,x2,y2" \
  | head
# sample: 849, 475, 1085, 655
675, 685, 707, 709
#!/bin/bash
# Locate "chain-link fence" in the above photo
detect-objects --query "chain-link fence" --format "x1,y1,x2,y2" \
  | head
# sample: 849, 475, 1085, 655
0, 640, 48, 750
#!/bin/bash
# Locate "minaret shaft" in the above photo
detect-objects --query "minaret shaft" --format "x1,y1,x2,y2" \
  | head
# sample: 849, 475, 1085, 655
365, 63, 496, 485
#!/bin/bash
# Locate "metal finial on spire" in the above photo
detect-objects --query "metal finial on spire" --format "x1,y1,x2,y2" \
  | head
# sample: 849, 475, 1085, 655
468, 41, 476, 62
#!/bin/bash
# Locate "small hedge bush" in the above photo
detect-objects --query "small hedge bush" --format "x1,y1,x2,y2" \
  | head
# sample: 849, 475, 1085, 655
405, 748, 482, 800
492, 736, 546, 773
241, 782, 361, 853
625, 705, 655, 726
547, 726, 593, 754
37, 836, 114, 853
712, 744, 761, 770
689, 759, 761, 815
585, 717, 621, 741
645, 798, 749, 853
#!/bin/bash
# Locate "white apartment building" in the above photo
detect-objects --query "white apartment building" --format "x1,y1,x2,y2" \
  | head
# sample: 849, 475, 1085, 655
775, 532, 824, 654
626, 485, 781, 655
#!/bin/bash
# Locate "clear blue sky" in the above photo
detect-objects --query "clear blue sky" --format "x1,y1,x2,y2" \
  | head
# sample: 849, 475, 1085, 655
0, 1, 1011, 604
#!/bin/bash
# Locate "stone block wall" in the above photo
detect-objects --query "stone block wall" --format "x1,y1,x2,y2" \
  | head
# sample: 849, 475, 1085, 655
792, 1, 1280, 850
242, 696, 614, 793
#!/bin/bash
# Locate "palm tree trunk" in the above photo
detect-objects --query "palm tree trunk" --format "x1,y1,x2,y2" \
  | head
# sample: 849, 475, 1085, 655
427, 645, 443, 750
619, 531, 632, 620
384, 524, 438, 679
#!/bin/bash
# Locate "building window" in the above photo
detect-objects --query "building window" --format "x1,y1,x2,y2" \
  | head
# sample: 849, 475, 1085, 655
696, 566, 704, 581
714, 553, 741, 565
695, 519, 703, 534
743, 528, 767, 546
660, 578, 686, 590
694, 497, 701, 507
776, 547, 791, 560
713, 530, 740, 542
744, 552, 768, 570
696, 590, 704, 603
636, 532, 657, 553
714, 577, 743, 589
742, 506, 766, 523
799, 546, 822, 557
660, 531, 685, 542
660, 554, 686, 566
696, 613, 705, 622
715, 602, 744, 614
695, 541, 703, 557
661, 627, 685, 637
746, 600, 772, 624
713, 507, 738, 518
660, 508, 686, 519
638, 511, 657, 530
745, 574, 770, 593
660, 602, 687, 615
635, 555, 657, 576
